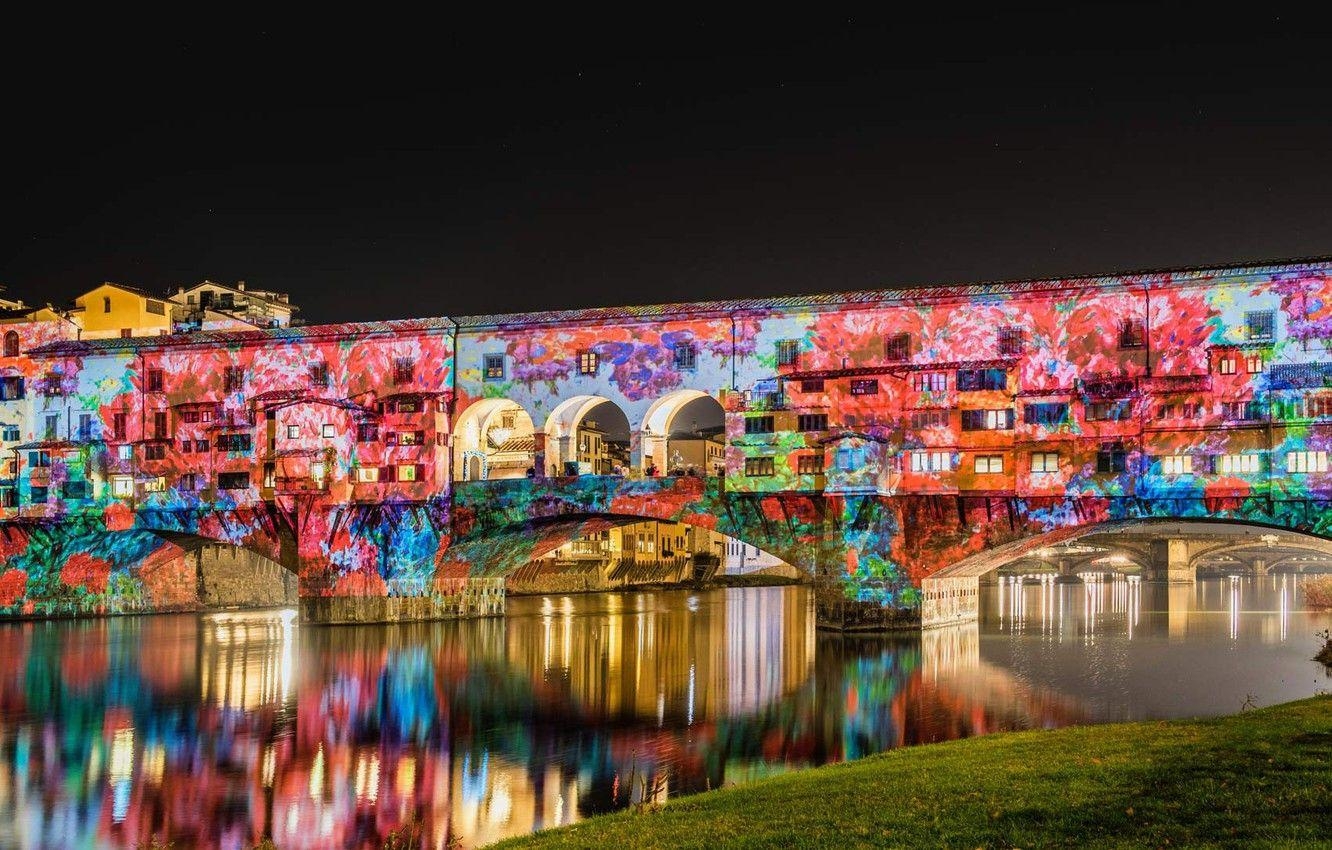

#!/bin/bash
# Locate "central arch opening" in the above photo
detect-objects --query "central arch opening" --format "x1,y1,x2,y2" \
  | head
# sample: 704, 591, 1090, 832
543, 396, 631, 477
640, 389, 725, 476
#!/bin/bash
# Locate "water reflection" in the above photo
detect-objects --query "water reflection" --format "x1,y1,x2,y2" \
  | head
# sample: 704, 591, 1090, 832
0, 579, 1326, 848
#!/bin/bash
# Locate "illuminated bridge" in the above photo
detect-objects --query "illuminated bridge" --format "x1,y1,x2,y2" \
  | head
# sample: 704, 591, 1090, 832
4, 256, 1332, 626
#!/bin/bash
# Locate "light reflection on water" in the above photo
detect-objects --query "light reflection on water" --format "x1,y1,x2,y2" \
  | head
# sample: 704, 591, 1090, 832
0, 578, 1326, 848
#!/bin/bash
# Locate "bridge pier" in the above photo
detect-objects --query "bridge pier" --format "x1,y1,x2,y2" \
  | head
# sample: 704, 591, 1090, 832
1148, 539, 1196, 583
299, 578, 506, 624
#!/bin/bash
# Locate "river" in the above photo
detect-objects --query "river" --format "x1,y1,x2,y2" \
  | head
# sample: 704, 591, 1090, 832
0, 575, 1327, 848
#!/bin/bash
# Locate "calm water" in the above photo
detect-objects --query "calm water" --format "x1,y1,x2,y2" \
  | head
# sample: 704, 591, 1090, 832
0, 577, 1328, 849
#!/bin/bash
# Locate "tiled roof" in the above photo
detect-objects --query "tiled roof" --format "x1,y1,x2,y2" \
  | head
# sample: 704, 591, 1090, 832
23, 255, 1332, 354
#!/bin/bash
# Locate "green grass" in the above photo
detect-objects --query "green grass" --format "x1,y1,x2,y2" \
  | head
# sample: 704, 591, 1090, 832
496, 696, 1332, 849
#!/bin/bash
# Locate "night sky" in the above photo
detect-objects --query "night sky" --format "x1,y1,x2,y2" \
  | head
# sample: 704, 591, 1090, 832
5, 10, 1332, 325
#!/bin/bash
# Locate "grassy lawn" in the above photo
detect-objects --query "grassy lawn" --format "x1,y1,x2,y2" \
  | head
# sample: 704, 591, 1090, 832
496, 696, 1332, 849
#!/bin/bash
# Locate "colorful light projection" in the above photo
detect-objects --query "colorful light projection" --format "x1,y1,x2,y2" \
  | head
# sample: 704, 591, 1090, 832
2, 260, 1332, 620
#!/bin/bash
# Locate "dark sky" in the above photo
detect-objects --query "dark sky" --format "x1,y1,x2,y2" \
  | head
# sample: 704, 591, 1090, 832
5, 9, 1332, 325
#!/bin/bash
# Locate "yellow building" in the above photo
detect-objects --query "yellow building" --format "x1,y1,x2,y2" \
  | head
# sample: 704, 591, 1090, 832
170, 280, 297, 330
69, 282, 173, 339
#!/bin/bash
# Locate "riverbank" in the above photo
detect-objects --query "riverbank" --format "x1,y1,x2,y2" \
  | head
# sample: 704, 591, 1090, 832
507, 573, 803, 596
496, 696, 1332, 849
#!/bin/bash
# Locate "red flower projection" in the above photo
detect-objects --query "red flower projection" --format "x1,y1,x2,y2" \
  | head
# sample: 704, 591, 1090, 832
60, 554, 111, 595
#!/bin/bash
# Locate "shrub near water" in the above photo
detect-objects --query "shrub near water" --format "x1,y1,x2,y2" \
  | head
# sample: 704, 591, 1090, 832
1306, 574, 1332, 609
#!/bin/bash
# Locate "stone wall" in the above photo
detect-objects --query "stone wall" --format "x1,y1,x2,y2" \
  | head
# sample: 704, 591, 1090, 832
195, 545, 299, 608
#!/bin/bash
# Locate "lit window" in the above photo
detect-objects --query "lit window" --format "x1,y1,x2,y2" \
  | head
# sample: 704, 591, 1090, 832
775, 340, 799, 367
1215, 454, 1262, 474
1161, 455, 1194, 475
143, 477, 166, 493
909, 451, 952, 472
322, 424, 335, 438
1245, 354, 1265, 374
797, 455, 824, 474
744, 457, 776, 477
850, 379, 878, 395
1031, 452, 1059, 473
356, 467, 380, 483
577, 350, 599, 375
483, 354, 505, 381
674, 344, 697, 371
961, 409, 1015, 430
112, 476, 133, 497
397, 464, 418, 482
1286, 450, 1328, 474
117, 445, 133, 460
974, 455, 1004, 474
287, 425, 299, 439
911, 372, 947, 392
1218, 357, 1237, 375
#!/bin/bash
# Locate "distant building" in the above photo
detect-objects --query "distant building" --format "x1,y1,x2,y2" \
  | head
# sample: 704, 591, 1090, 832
170, 280, 297, 331
722, 538, 792, 575
667, 426, 725, 475
69, 282, 173, 339
575, 419, 611, 474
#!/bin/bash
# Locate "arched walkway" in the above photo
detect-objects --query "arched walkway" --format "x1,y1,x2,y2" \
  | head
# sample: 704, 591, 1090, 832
453, 398, 537, 481
640, 389, 725, 475
542, 396, 631, 477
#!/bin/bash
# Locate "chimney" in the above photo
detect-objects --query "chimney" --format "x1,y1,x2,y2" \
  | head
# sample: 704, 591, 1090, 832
237, 281, 246, 291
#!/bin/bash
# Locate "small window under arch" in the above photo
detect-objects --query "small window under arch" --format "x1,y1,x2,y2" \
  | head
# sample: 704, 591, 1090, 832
2, 331, 17, 358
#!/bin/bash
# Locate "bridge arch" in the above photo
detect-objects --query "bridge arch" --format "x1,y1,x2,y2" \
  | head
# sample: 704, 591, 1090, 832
453, 397, 537, 481
542, 395, 630, 477
640, 389, 725, 475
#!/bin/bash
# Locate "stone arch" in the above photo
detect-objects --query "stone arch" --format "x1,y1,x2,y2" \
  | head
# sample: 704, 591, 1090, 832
543, 395, 631, 477
453, 397, 537, 481
640, 388, 726, 475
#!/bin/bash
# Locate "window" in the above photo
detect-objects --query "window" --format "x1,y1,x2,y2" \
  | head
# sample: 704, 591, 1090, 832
321, 424, 335, 439
797, 413, 828, 431
956, 368, 1007, 391
744, 416, 775, 434
395, 357, 416, 385
29, 486, 47, 503
0, 377, 23, 400
111, 412, 126, 440
909, 409, 947, 429
215, 433, 252, 452
0, 426, 16, 442
885, 333, 911, 362
223, 366, 245, 392
146, 369, 164, 392
112, 476, 133, 497
262, 464, 275, 489
960, 408, 1014, 430
1217, 356, 1237, 375
577, 350, 599, 375
195, 439, 208, 453
850, 379, 878, 396
117, 445, 133, 460
397, 464, 419, 482
121, 329, 132, 338
1245, 310, 1275, 342
76, 414, 92, 440
143, 477, 167, 493
179, 473, 200, 491
2, 331, 17, 357
217, 472, 249, 490
44, 414, 59, 440
287, 424, 299, 439
179, 410, 200, 424
1024, 402, 1069, 426
146, 299, 165, 315
1086, 400, 1133, 421
797, 455, 824, 474
1155, 403, 1175, 420
1180, 402, 1203, 419
1214, 454, 1262, 475
219, 292, 235, 310
911, 372, 947, 393
909, 450, 953, 472
1219, 401, 1262, 421
1031, 452, 1060, 473
997, 326, 1024, 356
309, 363, 329, 388
674, 343, 697, 371
799, 378, 825, 393
61, 480, 88, 500
40, 375, 63, 397
1287, 451, 1329, 474
144, 443, 166, 461
356, 422, 379, 442
745, 457, 776, 477
153, 411, 168, 438
1161, 455, 1194, 475
1096, 442, 1128, 474
1118, 319, 1145, 349
356, 467, 381, 483
180, 440, 193, 454
1245, 354, 1265, 374
974, 455, 1004, 474
775, 340, 800, 368
0, 488, 14, 508
482, 354, 504, 381
103, 296, 112, 313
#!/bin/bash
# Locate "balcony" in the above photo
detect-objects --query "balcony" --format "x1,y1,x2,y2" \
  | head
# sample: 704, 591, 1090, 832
1078, 375, 1138, 399
1143, 374, 1212, 394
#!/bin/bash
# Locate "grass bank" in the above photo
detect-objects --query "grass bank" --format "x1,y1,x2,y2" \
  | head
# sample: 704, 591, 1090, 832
497, 696, 1332, 849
